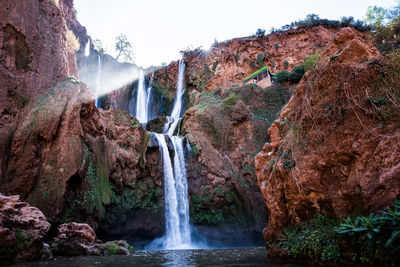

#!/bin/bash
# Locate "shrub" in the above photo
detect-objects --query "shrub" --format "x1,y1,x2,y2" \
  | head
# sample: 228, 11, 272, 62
105, 242, 120, 255
276, 70, 290, 83
255, 28, 266, 37
289, 66, 305, 83
269, 14, 371, 34
279, 214, 340, 261
284, 60, 289, 69
222, 93, 240, 114
303, 53, 320, 71
274, 43, 279, 50
335, 199, 400, 264
212, 61, 218, 71
276, 66, 305, 83
278, 200, 400, 265
256, 53, 264, 68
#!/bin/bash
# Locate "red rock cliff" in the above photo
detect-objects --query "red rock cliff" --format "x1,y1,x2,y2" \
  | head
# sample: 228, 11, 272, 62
152, 26, 361, 94
0, 0, 79, 179
255, 28, 400, 241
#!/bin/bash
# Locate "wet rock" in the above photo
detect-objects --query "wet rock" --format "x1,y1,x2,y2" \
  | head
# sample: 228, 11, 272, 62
146, 116, 167, 133
51, 222, 103, 256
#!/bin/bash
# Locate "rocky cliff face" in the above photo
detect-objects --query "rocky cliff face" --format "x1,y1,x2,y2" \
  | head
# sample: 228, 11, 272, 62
181, 84, 292, 244
2, 77, 164, 242
152, 26, 351, 94
255, 28, 400, 242
0, 0, 79, 180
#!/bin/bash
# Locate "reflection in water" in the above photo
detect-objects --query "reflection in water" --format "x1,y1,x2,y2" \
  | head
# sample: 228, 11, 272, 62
3, 247, 305, 267
161, 249, 193, 267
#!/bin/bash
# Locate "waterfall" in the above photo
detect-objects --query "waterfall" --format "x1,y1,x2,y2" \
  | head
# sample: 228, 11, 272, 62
84, 40, 90, 57
146, 60, 206, 250
134, 70, 154, 124
170, 60, 185, 121
164, 60, 185, 136
95, 54, 102, 108
135, 70, 149, 123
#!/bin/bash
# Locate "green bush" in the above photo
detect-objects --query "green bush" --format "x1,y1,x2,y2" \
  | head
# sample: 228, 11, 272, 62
255, 28, 266, 37
278, 200, 400, 265
256, 53, 264, 68
276, 70, 290, 83
279, 214, 340, 261
284, 60, 289, 69
335, 199, 400, 264
105, 242, 120, 255
222, 93, 240, 114
303, 53, 320, 71
276, 66, 305, 83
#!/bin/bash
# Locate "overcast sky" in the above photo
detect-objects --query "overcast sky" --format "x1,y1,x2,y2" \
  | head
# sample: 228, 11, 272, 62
75, 0, 397, 67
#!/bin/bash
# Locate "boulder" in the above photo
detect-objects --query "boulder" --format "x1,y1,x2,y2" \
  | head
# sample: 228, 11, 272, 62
0, 194, 50, 261
51, 222, 134, 256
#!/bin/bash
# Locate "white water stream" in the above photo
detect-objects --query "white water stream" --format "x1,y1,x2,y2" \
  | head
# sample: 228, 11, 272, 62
147, 60, 205, 250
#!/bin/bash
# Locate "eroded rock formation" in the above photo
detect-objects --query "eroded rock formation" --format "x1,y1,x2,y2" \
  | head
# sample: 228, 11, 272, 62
255, 28, 400, 243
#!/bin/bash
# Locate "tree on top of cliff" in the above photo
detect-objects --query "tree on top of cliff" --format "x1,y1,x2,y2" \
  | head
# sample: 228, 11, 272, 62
269, 14, 371, 34
115, 34, 134, 63
93, 39, 106, 54
255, 28, 266, 37
365, 6, 387, 27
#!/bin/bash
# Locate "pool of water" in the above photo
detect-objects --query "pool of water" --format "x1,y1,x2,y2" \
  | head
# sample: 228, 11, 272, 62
5, 247, 303, 267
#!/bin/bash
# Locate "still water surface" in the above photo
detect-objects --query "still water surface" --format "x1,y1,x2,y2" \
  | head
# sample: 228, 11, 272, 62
5, 247, 303, 267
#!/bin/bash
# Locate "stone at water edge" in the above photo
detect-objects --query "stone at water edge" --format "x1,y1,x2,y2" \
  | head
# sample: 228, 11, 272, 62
0, 193, 51, 261
51, 222, 134, 256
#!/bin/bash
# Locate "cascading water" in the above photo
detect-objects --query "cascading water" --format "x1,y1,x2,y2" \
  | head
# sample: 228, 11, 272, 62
131, 70, 153, 124
95, 54, 102, 107
164, 60, 185, 136
135, 70, 149, 124
147, 60, 206, 250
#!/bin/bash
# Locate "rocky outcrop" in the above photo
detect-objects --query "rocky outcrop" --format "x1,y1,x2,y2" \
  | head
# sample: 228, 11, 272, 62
255, 28, 399, 243
152, 26, 363, 94
0, 194, 51, 261
1, 77, 164, 242
51, 222, 133, 256
0, 193, 134, 261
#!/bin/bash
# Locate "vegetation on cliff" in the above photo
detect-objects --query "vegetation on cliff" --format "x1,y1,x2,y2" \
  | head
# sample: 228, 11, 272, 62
276, 200, 400, 265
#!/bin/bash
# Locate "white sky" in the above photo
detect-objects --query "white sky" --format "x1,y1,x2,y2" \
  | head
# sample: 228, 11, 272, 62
75, 0, 397, 67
